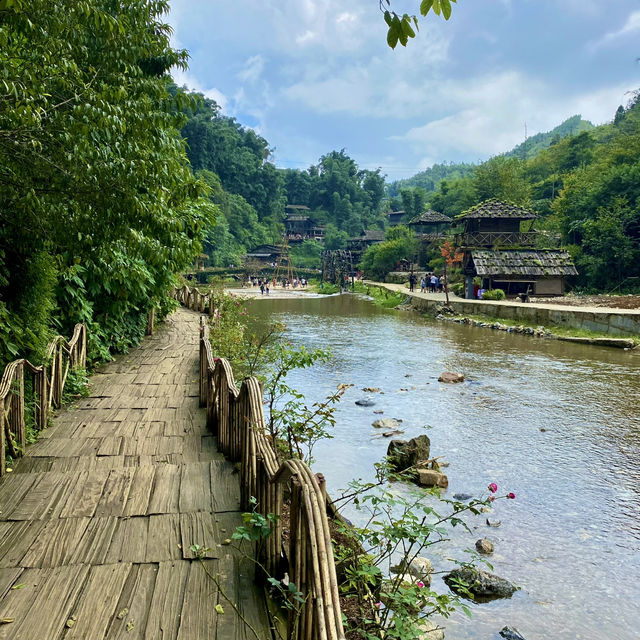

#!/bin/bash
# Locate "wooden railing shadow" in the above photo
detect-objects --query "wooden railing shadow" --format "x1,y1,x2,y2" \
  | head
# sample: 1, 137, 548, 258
179, 284, 346, 640
0, 323, 87, 476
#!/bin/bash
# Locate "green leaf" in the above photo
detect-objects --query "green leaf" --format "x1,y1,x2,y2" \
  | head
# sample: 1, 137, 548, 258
441, 0, 452, 19
386, 25, 399, 49
420, 0, 435, 16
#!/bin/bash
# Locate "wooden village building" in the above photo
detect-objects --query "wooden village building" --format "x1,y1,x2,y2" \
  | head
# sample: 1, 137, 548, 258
284, 205, 324, 242
244, 244, 282, 267
386, 210, 406, 227
456, 199, 578, 298
407, 210, 452, 239
347, 229, 385, 262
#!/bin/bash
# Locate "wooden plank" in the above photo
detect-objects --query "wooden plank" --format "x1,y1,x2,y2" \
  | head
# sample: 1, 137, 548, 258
104, 564, 157, 640
145, 514, 182, 562
0, 472, 39, 508
144, 560, 190, 640
176, 560, 219, 640
0, 520, 47, 568
11, 457, 53, 474
180, 512, 219, 560
59, 470, 109, 518
63, 563, 131, 639
179, 462, 212, 513
211, 460, 241, 512
97, 437, 123, 457
123, 465, 155, 516
3, 472, 71, 521
215, 551, 272, 640
0, 566, 90, 640
105, 517, 149, 564
0, 567, 23, 600
69, 516, 119, 566
94, 468, 135, 517
147, 464, 181, 515
20, 517, 90, 568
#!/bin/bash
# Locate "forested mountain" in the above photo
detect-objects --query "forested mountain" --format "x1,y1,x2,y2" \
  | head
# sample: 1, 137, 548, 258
504, 115, 594, 160
388, 162, 476, 197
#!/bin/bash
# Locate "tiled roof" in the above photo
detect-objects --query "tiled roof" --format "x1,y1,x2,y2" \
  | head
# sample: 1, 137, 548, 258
458, 199, 537, 220
471, 250, 578, 276
408, 210, 452, 225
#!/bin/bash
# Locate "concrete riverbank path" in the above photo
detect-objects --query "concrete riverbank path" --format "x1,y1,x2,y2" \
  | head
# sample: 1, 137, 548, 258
0, 308, 272, 639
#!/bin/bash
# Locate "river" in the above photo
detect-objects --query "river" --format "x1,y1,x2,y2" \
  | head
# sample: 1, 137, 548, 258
248, 292, 640, 640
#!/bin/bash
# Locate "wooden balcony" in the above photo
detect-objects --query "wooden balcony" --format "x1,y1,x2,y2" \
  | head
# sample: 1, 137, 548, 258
457, 231, 538, 247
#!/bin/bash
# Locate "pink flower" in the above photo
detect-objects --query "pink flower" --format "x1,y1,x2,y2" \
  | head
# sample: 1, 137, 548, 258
488, 482, 498, 493
488, 495, 495, 502
416, 580, 425, 588
507, 492, 516, 499
375, 601, 382, 609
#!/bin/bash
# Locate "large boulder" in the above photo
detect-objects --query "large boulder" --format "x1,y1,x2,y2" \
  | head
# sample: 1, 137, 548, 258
387, 435, 431, 472
444, 567, 517, 600
438, 372, 465, 383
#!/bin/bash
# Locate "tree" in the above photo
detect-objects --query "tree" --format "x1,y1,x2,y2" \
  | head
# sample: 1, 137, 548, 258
0, 0, 213, 365
360, 226, 418, 280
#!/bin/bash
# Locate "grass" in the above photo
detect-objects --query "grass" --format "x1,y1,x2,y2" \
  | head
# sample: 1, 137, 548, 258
352, 281, 407, 308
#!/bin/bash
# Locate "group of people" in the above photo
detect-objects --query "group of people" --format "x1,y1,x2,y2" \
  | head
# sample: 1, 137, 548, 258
408, 273, 445, 293
248, 276, 308, 295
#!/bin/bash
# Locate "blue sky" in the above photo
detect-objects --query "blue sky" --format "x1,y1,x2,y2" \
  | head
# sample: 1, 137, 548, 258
168, 1, 640, 181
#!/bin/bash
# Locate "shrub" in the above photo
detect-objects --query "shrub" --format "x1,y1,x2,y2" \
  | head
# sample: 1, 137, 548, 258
481, 288, 506, 300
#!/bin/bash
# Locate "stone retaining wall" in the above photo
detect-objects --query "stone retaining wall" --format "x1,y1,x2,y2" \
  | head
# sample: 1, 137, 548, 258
378, 287, 640, 337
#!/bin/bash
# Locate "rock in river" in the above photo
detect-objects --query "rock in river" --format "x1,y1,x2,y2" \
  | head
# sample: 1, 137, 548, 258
417, 468, 448, 488
444, 567, 517, 599
453, 493, 472, 501
387, 435, 431, 471
355, 397, 375, 407
372, 418, 401, 429
500, 627, 527, 640
438, 371, 465, 383
475, 538, 494, 555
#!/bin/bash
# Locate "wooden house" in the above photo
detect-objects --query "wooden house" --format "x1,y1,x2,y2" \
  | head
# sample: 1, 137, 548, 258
386, 210, 406, 227
347, 229, 385, 262
462, 249, 578, 296
408, 210, 452, 237
284, 205, 324, 242
456, 200, 577, 297
244, 244, 282, 267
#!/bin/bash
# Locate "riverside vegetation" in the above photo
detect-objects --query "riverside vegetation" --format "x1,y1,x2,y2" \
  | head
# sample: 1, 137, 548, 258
206, 286, 518, 639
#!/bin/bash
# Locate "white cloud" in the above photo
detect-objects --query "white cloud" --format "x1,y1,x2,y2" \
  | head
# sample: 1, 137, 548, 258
394, 72, 634, 163
239, 55, 265, 84
590, 10, 640, 49
171, 68, 228, 111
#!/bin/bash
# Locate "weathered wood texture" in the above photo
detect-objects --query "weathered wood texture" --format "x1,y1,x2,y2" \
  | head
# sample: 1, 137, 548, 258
179, 283, 346, 640
0, 309, 272, 639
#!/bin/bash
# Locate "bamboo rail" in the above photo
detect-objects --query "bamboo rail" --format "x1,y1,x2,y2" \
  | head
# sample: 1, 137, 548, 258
177, 285, 345, 640
0, 323, 86, 476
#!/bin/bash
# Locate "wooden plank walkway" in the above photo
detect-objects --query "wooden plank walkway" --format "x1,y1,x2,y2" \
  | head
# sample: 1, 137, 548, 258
0, 308, 273, 639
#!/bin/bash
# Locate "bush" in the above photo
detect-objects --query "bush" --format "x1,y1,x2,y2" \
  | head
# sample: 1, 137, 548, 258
451, 282, 465, 297
481, 288, 506, 300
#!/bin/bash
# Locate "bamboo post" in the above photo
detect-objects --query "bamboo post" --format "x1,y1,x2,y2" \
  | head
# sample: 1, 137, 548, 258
0, 406, 5, 475
35, 367, 48, 431
9, 363, 25, 452
146, 307, 155, 335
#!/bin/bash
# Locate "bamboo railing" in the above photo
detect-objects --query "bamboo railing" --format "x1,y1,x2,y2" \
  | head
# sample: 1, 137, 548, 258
200, 320, 345, 640
175, 285, 345, 640
0, 323, 86, 476
174, 283, 216, 316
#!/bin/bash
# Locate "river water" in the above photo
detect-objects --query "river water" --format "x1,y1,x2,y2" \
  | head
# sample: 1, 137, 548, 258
248, 292, 640, 640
